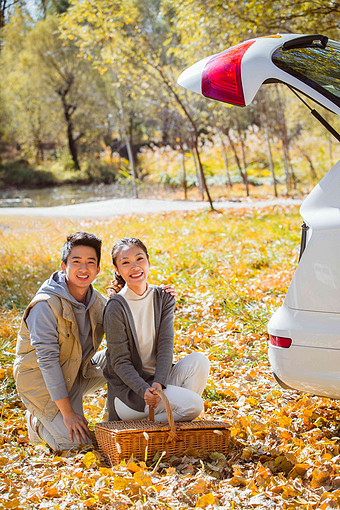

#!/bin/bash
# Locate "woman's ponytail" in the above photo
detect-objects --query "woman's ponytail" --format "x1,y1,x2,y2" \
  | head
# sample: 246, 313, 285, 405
107, 271, 126, 296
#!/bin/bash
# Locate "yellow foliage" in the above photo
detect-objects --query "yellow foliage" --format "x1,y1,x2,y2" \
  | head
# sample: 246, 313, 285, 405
43, 486, 60, 498
99, 467, 114, 477
133, 470, 152, 487
289, 463, 308, 479
126, 461, 141, 473
83, 497, 97, 507
82, 452, 100, 468
311, 466, 332, 488
153, 484, 164, 492
2, 207, 340, 509
113, 476, 130, 490
188, 479, 208, 495
196, 493, 216, 508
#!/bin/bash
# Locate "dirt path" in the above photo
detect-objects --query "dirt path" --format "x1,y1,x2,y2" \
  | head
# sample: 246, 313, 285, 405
0, 197, 302, 219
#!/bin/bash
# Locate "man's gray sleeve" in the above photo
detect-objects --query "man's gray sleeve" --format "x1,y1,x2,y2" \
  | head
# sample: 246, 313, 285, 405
26, 302, 68, 401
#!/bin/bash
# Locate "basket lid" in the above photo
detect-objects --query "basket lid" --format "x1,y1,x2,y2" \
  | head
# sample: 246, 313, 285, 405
95, 419, 230, 435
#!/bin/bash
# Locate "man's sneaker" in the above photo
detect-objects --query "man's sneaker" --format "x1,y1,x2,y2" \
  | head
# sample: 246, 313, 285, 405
25, 410, 43, 443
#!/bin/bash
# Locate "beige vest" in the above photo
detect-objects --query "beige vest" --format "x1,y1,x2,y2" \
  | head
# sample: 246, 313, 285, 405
13, 290, 106, 421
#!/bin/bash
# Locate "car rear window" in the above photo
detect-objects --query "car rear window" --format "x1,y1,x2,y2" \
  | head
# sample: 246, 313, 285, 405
272, 41, 340, 107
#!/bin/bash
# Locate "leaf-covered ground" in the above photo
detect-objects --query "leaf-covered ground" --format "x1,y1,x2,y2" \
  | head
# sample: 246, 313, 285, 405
1, 205, 340, 509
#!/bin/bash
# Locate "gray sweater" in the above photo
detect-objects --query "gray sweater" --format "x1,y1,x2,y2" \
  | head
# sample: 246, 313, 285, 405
25, 271, 97, 401
103, 286, 175, 420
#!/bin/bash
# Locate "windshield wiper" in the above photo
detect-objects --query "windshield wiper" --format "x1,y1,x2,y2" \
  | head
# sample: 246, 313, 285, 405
282, 35, 328, 51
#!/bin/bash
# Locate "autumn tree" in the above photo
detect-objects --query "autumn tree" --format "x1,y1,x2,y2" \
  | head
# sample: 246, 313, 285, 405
1, 10, 108, 168
226, 0, 340, 38
0, 0, 22, 31
62, 0, 215, 207
0, 11, 55, 162
256, 89, 278, 197
175, 0, 339, 45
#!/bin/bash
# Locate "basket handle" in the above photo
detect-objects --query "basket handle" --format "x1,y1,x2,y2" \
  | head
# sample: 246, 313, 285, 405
148, 389, 177, 441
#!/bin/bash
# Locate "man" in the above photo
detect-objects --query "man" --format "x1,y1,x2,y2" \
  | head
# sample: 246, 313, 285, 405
14, 232, 107, 451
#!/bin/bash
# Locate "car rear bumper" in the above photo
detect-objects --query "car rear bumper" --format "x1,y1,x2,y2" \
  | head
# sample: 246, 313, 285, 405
269, 343, 340, 398
268, 304, 340, 398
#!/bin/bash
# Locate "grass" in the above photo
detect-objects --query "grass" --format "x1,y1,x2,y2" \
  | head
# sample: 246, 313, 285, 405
5, 205, 340, 509
0, 206, 300, 400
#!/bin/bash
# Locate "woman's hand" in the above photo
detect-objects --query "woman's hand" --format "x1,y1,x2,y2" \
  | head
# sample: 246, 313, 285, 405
160, 284, 177, 299
144, 382, 162, 409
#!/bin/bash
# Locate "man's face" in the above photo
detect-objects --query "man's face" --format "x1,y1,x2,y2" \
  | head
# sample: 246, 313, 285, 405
61, 245, 100, 296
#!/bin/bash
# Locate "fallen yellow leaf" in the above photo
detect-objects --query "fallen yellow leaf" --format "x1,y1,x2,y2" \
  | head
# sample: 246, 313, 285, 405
113, 476, 130, 490
196, 493, 216, 508
99, 467, 114, 477
126, 461, 141, 473
82, 452, 100, 468
188, 479, 208, 495
134, 470, 152, 487
84, 497, 97, 507
44, 486, 60, 498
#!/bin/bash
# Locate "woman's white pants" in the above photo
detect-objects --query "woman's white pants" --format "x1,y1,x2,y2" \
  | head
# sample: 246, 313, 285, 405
114, 352, 210, 422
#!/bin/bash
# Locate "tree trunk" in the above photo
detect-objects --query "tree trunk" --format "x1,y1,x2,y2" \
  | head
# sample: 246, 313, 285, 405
151, 63, 215, 210
218, 131, 232, 189
289, 159, 297, 189
0, 0, 20, 32
0, 0, 6, 31
111, 68, 138, 198
66, 116, 80, 170
40, 0, 48, 18
328, 134, 334, 167
282, 150, 291, 194
34, 139, 44, 164
57, 85, 80, 171
193, 139, 214, 210
297, 144, 318, 183
191, 143, 204, 200
275, 85, 297, 194
161, 102, 170, 146
226, 130, 249, 196
235, 112, 249, 196
264, 121, 277, 197
128, 113, 138, 178
259, 93, 278, 197
179, 143, 188, 200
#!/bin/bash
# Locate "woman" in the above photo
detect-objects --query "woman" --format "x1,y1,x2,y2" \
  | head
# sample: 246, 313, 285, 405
103, 237, 210, 422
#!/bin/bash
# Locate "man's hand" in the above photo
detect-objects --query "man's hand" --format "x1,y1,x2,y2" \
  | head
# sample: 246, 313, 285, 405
63, 412, 92, 444
160, 284, 177, 299
144, 382, 162, 409
55, 397, 92, 444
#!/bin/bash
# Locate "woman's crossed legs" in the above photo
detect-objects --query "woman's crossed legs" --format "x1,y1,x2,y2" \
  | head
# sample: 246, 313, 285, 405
115, 352, 210, 422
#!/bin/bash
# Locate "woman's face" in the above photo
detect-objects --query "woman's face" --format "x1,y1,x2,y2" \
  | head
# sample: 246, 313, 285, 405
115, 244, 150, 295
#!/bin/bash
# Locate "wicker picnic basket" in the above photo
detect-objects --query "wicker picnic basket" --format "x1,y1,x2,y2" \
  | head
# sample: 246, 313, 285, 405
95, 390, 230, 465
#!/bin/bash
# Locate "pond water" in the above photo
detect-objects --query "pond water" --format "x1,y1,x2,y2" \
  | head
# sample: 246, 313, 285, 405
0, 182, 136, 208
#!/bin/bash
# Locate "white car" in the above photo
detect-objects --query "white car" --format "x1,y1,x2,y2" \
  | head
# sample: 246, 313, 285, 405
177, 34, 340, 398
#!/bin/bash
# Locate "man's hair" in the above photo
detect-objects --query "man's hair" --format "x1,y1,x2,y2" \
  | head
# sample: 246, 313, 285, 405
61, 232, 102, 266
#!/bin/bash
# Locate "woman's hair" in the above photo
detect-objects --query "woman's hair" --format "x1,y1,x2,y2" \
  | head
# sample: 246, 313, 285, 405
107, 237, 149, 296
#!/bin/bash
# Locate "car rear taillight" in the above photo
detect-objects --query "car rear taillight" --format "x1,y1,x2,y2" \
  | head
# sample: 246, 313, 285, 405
269, 334, 292, 348
202, 40, 255, 106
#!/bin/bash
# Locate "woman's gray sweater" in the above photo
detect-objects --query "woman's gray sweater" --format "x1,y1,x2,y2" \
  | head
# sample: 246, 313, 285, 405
103, 286, 175, 420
